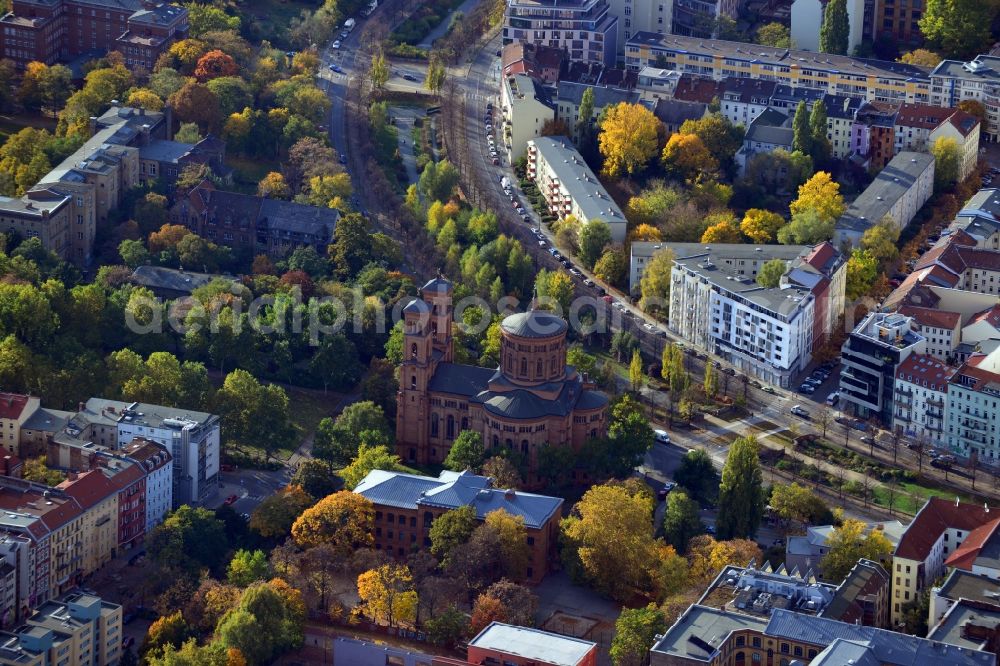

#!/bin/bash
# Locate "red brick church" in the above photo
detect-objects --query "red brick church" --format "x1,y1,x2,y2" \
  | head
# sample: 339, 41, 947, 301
395, 278, 608, 484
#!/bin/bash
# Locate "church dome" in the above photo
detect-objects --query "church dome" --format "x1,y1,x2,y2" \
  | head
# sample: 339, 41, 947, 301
500, 311, 568, 339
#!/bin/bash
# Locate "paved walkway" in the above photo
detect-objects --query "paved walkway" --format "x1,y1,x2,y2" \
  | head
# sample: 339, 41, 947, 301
391, 107, 422, 188
418, 0, 486, 49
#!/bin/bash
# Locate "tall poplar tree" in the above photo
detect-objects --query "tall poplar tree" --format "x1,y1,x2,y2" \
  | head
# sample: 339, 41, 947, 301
809, 99, 831, 164
716, 435, 765, 539
819, 0, 849, 55
792, 101, 812, 157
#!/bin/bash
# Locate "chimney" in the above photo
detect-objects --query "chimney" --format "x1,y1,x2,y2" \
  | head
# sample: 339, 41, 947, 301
78, 402, 84, 412
505, 489, 516, 500
88, 116, 98, 137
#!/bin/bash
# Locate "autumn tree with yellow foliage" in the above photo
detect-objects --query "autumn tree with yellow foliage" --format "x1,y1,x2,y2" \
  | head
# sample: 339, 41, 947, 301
598, 102, 661, 177
820, 519, 893, 581
740, 208, 785, 244
485, 509, 531, 581
356, 563, 418, 627
661, 132, 718, 181
700, 212, 742, 243
788, 171, 845, 226
687, 535, 764, 583
290, 491, 374, 553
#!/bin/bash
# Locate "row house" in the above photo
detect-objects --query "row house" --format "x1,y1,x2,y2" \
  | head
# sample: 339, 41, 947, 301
625, 32, 932, 105
892, 353, 954, 447
526, 137, 627, 242
930, 56, 1000, 142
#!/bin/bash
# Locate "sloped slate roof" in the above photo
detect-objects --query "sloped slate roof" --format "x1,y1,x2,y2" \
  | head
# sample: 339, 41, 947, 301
427, 363, 495, 397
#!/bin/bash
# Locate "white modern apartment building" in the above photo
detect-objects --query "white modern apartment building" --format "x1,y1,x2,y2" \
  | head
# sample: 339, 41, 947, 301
74, 399, 219, 507
834, 151, 935, 249
608, 0, 671, 46
500, 73, 556, 162
665, 244, 826, 387
790, 0, 865, 53
526, 137, 627, 242
891, 353, 954, 447
929, 56, 1000, 142
503, 0, 619, 66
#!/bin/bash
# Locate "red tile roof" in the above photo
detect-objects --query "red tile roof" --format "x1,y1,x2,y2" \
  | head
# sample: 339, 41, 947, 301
895, 103, 955, 131
944, 517, 1000, 570
57, 470, 117, 510
970, 304, 1000, 329
895, 497, 997, 561
897, 305, 961, 330
674, 74, 724, 104
895, 353, 957, 388
944, 109, 980, 137
0, 394, 32, 420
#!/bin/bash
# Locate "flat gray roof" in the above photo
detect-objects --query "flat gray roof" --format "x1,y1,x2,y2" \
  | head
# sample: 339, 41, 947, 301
929, 600, 1000, 652
938, 568, 1000, 604
931, 56, 1000, 81
837, 151, 934, 234
631, 242, 809, 261
651, 605, 768, 662
528, 136, 626, 227
626, 32, 931, 82
469, 622, 596, 666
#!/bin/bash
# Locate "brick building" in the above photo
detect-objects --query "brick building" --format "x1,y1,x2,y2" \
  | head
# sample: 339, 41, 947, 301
0, 0, 188, 70
354, 469, 563, 584
395, 278, 609, 480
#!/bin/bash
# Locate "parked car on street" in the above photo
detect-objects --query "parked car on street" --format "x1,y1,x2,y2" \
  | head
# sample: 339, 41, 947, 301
790, 405, 809, 418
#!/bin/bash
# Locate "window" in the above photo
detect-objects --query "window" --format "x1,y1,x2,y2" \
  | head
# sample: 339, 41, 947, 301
411, 375, 416, 389
430, 414, 439, 437
446, 415, 455, 440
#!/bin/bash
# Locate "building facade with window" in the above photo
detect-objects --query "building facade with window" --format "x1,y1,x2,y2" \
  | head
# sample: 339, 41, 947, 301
394, 278, 608, 482
354, 469, 563, 583
0, 0, 187, 70
891, 353, 955, 447
502, 0, 618, 66
625, 32, 932, 105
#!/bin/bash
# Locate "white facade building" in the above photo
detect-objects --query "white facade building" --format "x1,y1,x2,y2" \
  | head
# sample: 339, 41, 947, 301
929, 56, 1000, 142
608, 0, 671, 47
83, 399, 220, 507
526, 137, 627, 242
665, 244, 825, 387
503, 0, 619, 65
500, 74, 556, 162
790, 0, 865, 53
946, 349, 1000, 464
891, 354, 954, 447
121, 438, 173, 533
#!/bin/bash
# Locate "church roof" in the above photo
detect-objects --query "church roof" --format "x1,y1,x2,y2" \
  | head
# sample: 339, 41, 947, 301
427, 363, 496, 397
402, 297, 430, 314
421, 277, 452, 293
501, 311, 569, 339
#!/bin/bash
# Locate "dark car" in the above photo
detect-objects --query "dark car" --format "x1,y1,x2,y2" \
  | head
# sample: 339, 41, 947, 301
402, 73, 417, 81
122, 637, 135, 649
224, 494, 238, 506
723, 367, 736, 376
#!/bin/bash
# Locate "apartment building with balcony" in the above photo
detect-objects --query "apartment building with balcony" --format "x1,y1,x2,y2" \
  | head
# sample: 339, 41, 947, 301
839, 312, 926, 426
354, 469, 563, 584
500, 73, 556, 161
624, 32, 932, 105
946, 351, 1000, 465
502, 0, 619, 66
930, 56, 1000, 143
874, 0, 924, 46
526, 137, 627, 242
891, 353, 954, 446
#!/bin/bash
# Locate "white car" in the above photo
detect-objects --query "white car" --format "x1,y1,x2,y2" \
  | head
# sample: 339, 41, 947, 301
654, 429, 671, 445
825, 392, 840, 406
332, 40, 341, 49
790, 405, 810, 418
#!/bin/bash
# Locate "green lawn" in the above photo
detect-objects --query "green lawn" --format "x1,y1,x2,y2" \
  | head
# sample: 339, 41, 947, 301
242, 0, 317, 47
227, 155, 282, 194
286, 386, 346, 440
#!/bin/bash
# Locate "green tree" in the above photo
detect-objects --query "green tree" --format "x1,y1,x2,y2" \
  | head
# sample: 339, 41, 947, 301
593, 248, 628, 289
756, 258, 786, 288
140, 611, 192, 659
770, 482, 831, 526
370, 47, 389, 91
662, 490, 705, 553
820, 0, 849, 54
534, 268, 575, 313
716, 436, 765, 540
444, 430, 486, 471
227, 549, 270, 586
679, 113, 744, 168
578, 220, 612, 269
249, 485, 315, 538
425, 55, 447, 95
485, 510, 531, 580
792, 101, 812, 156
931, 136, 961, 191
22, 457, 66, 485
217, 581, 304, 664
920, 0, 995, 59
756, 22, 791, 48
313, 401, 390, 467
148, 506, 228, 576
290, 458, 340, 499
860, 216, 900, 265
119, 239, 150, 268
639, 248, 674, 320
629, 349, 644, 393
341, 443, 410, 490
809, 99, 831, 163
430, 505, 478, 566
610, 605, 667, 666
214, 369, 295, 459
703, 361, 718, 398
674, 449, 718, 505
418, 160, 460, 202
576, 87, 595, 148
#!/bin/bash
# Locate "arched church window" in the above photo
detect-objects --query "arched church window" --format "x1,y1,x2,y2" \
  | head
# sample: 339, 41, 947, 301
461, 417, 468, 430
410, 375, 416, 390
536, 359, 543, 376
430, 413, 439, 437
521, 358, 527, 376
446, 415, 455, 439
521, 440, 529, 455
410, 343, 417, 359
